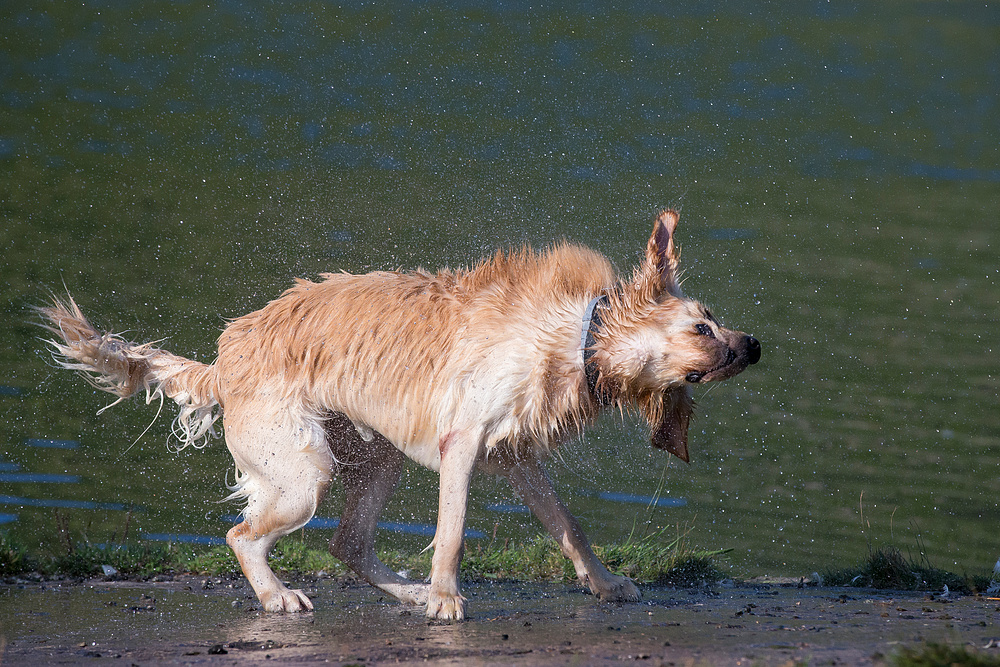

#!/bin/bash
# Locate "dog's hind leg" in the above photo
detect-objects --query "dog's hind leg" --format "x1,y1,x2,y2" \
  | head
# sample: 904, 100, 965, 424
491, 452, 641, 603
325, 414, 428, 605
222, 402, 333, 612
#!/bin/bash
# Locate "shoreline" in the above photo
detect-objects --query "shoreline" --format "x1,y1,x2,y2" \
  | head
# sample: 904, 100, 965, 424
4, 575, 1000, 665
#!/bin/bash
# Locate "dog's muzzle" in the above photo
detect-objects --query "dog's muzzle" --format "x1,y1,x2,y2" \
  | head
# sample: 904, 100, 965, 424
685, 336, 761, 383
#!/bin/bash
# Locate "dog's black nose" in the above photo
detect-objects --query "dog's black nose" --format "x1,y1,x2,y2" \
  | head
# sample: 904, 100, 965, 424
746, 336, 761, 364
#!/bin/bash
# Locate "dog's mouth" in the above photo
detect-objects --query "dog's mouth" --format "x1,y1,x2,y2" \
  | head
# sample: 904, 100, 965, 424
685, 337, 760, 384
685, 349, 735, 384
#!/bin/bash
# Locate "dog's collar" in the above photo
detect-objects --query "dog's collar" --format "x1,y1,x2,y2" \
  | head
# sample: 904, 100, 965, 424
581, 294, 610, 403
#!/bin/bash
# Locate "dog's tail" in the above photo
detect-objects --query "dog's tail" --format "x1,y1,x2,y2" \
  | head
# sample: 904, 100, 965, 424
36, 294, 222, 450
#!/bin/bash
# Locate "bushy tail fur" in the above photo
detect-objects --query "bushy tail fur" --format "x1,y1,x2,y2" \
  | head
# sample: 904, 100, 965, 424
36, 294, 222, 449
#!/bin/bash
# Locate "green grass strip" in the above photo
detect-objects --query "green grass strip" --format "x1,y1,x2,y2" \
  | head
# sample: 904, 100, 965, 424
1, 528, 723, 586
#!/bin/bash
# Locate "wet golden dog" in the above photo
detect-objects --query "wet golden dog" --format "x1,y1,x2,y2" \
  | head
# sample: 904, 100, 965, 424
39, 210, 759, 620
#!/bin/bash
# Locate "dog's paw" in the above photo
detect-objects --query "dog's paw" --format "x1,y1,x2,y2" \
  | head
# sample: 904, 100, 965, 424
425, 589, 466, 621
260, 588, 314, 612
589, 574, 641, 604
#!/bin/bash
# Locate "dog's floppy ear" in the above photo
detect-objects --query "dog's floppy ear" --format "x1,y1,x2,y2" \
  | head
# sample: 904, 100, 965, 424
650, 387, 693, 463
639, 209, 683, 299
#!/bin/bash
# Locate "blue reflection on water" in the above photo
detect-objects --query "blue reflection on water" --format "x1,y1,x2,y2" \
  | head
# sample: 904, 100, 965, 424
909, 163, 1000, 183
0, 473, 80, 484
142, 532, 227, 546
486, 503, 532, 514
707, 228, 757, 241
220, 514, 486, 539
0, 494, 131, 511
588, 491, 688, 508
23, 438, 79, 449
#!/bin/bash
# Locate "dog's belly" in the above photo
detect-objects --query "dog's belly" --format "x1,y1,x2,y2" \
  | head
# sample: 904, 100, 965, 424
335, 406, 444, 471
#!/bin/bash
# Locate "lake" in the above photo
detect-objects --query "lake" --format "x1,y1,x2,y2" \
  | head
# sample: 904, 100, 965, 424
1, 1, 998, 579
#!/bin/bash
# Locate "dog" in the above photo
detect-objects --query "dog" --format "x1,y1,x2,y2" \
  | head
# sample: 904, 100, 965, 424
38, 209, 760, 620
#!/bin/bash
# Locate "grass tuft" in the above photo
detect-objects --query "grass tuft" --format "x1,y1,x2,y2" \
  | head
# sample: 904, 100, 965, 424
596, 528, 728, 586
824, 546, 981, 593
458, 528, 727, 585
50, 543, 184, 578
0, 532, 34, 576
891, 642, 1000, 667
462, 536, 578, 581
186, 546, 240, 576
268, 540, 350, 576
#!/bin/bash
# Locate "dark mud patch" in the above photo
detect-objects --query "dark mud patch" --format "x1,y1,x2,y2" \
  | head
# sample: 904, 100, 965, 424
2, 575, 1000, 665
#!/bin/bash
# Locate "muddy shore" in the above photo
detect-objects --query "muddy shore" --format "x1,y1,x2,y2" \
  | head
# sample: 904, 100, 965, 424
2, 575, 999, 665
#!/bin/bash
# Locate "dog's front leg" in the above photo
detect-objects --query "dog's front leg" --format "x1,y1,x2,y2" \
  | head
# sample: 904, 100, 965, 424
500, 455, 641, 604
425, 431, 480, 621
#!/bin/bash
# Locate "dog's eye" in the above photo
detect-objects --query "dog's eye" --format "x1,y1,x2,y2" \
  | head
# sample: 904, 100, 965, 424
695, 323, 715, 338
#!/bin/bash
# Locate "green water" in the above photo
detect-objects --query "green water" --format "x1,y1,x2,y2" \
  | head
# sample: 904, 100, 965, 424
1, 2, 998, 579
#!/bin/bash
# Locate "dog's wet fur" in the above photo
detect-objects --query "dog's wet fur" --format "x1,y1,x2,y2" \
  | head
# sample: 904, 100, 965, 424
38, 210, 759, 619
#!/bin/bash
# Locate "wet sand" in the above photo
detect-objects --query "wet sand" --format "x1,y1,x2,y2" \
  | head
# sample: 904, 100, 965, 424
2, 575, 999, 665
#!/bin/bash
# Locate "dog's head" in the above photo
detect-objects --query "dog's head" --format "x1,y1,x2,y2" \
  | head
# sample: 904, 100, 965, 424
597, 210, 760, 463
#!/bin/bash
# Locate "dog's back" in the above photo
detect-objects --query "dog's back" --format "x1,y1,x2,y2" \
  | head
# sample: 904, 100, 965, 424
215, 243, 616, 465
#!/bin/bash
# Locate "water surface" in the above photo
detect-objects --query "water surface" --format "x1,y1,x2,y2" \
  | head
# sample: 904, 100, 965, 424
1, 2, 998, 578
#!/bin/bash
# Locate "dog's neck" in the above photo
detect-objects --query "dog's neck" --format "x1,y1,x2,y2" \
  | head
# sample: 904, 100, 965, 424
579, 288, 672, 410
581, 294, 612, 405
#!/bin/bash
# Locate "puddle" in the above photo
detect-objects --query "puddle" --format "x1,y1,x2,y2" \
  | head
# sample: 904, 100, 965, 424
3, 577, 999, 665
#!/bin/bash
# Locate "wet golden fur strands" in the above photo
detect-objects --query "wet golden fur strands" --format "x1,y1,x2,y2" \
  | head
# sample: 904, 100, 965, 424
36, 295, 221, 448
215, 242, 616, 458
